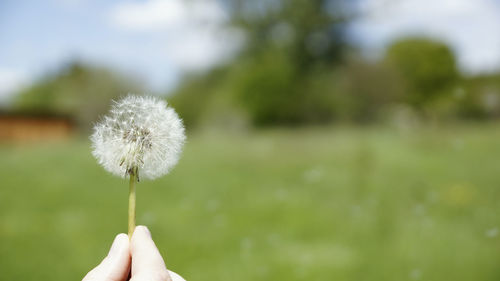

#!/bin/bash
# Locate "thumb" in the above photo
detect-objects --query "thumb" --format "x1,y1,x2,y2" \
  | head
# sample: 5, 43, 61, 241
130, 226, 186, 281
83, 233, 131, 281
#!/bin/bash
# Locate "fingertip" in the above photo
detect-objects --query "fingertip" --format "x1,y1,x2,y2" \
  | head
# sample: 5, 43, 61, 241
130, 225, 168, 277
115, 233, 130, 245
108, 233, 130, 258
169, 270, 187, 281
132, 225, 151, 240
116, 233, 129, 239
83, 233, 131, 281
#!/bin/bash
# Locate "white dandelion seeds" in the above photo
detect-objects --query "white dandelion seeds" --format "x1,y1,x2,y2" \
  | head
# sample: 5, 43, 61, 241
91, 95, 185, 180
90, 95, 185, 237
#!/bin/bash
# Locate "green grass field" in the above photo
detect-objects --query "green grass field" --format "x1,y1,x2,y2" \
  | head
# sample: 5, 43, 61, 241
1, 124, 499, 281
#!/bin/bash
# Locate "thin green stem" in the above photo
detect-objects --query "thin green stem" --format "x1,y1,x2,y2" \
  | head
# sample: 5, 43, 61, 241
128, 173, 136, 238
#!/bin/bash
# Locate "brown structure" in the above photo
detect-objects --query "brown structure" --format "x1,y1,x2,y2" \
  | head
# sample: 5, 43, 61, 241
0, 112, 74, 142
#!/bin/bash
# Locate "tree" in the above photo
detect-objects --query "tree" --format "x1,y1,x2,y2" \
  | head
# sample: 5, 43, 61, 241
385, 37, 459, 108
14, 62, 143, 130
457, 74, 500, 119
171, 0, 352, 126
337, 57, 405, 122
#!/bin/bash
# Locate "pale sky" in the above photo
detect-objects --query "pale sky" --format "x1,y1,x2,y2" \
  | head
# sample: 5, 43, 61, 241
350, 0, 500, 74
1, 0, 499, 102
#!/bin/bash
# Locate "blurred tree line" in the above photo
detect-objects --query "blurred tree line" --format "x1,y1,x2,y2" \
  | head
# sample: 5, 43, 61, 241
12, 0, 500, 130
13, 63, 142, 130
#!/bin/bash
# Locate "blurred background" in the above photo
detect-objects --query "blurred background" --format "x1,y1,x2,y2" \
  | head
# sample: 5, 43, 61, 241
1, 0, 500, 280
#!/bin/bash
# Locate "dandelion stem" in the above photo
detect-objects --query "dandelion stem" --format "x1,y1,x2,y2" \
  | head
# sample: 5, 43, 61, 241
128, 173, 136, 238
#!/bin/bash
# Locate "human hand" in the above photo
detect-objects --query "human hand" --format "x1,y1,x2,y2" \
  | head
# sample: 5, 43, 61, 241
83, 226, 186, 281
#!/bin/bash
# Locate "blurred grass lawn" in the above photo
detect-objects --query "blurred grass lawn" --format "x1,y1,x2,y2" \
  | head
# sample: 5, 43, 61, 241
1, 124, 499, 281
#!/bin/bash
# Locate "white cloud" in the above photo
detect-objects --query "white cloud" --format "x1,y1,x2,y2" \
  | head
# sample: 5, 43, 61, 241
351, 0, 500, 74
0, 68, 28, 103
108, 0, 242, 72
165, 27, 243, 71
110, 0, 226, 31
110, 0, 190, 31
53, 0, 86, 8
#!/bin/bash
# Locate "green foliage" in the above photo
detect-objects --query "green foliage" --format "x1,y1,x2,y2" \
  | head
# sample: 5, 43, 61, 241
233, 0, 348, 125
336, 58, 405, 122
170, 67, 248, 129
233, 51, 300, 125
169, 72, 221, 129
231, 0, 348, 68
1, 125, 500, 280
385, 37, 459, 107
14, 62, 142, 130
455, 74, 500, 119
171, 0, 349, 126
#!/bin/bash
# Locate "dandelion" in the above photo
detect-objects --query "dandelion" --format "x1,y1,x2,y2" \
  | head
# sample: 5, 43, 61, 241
91, 95, 185, 237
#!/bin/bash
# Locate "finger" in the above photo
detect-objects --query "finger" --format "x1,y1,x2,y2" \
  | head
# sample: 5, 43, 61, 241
83, 233, 131, 281
130, 225, 172, 281
168, 270, 187, 281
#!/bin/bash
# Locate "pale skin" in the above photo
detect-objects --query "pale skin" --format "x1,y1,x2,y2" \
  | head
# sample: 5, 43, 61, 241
83, 226, 185, 281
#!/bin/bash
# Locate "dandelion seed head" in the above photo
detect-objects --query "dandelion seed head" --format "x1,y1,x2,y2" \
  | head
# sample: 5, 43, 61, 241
91, 95, 185, 180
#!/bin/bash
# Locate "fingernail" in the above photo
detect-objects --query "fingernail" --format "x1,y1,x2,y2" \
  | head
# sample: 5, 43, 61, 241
108, 234, 125, 258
